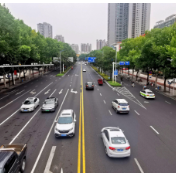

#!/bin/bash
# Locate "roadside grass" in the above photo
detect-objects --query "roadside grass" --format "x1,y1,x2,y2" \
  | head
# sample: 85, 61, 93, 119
107, 81, 122, 87
91, 66, 111, 81
56, 66, 71, 77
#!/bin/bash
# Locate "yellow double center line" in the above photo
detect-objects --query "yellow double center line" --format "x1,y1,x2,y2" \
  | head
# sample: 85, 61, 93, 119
77, 64, 86, 173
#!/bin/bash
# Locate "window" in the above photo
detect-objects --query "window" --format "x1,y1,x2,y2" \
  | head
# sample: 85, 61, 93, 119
58, 117, 73, 124
111, 137, 126, 144
104, 130, 109, 141
4, 154, 17, 173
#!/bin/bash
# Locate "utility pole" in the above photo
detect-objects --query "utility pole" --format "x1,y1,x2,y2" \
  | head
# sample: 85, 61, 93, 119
114, 46, 117, 82
60, 51, 61, 74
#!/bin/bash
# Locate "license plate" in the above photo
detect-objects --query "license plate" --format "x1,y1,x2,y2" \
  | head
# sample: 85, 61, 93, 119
150, 95, 153, 97
61, 134, 67, 136
117, 149, 123, 151
45, 110, 49, 111
24, 110, 28, 111
122, 108, 126, 110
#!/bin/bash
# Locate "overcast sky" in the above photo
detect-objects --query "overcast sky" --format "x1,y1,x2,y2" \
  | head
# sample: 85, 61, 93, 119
5, 3, 176, 50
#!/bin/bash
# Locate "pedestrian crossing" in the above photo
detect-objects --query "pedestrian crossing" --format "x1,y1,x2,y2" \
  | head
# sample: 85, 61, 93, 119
115, 87, 146, 109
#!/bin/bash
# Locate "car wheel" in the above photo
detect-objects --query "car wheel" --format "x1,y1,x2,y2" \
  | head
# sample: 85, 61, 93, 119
20, 158, 26, 173
112, 105, 114, 109
105, 147, 108, 155
116, 108, 118, 114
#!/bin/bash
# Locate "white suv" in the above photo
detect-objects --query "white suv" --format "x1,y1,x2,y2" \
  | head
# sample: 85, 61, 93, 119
112, 99, 130, 114
54, 109, 76, 138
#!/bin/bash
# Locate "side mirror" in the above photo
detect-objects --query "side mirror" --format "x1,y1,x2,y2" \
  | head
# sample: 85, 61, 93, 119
74, 119, 76, 122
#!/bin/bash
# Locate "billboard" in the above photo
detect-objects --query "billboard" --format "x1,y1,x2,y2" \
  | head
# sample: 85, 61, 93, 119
53, 57, 59, 63
68, 57, 73, 62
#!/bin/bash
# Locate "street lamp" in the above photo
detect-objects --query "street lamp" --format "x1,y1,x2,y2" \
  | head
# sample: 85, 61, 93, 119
60, 50, 65, 74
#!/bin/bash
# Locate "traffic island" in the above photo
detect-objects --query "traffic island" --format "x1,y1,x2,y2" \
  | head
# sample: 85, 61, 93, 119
56, 66, 71, 77
107, 81, 122, 87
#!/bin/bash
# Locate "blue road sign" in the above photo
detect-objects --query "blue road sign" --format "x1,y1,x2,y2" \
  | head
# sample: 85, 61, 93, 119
125, 61, 130, 65
119, 61, 124, 65
114, 70, 118, 76
88, 57, 96, 63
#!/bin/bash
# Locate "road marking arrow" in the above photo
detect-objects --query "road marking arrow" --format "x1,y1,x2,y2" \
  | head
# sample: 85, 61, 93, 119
75, 74, 79, 76
16, 90, 25, 95
59, 89, 63, 94
30, 89, 36, 95
44, 89, 51, 94
71, 89, 77, 94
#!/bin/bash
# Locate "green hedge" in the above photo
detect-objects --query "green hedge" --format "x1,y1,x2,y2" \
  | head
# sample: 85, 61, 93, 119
107, 81, 122, 87
56, 66, 71, 77
91, 66, 111, 81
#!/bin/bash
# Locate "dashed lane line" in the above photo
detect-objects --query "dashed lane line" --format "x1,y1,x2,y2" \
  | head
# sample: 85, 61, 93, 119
134, 158, 144, 173
165, 101, 171, 104
134, 110, 140, 115
109, 110, 112, 115
100, 93, 102, 96
103, 100, 106, 104
150, 126, 159, 135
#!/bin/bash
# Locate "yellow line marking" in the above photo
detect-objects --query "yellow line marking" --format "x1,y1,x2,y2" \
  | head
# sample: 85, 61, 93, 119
81, 64, 86, 173
77, 93, 82, 173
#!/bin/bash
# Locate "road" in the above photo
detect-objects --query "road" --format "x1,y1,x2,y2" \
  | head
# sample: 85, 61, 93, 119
0, 62, 176, 173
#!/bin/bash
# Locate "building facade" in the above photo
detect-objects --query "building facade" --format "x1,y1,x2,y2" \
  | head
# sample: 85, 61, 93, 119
81, 43, 92, 53
54, 35, 65, 43
154, 14, 176, 29
96, 39, 107, 50
107, 3, 151, 46
70, 44, 79, 54
37, 22, 53, 38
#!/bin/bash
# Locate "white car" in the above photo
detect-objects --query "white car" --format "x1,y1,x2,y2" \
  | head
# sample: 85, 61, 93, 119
83, 69, 86, 72
140, 89, 155, 99
54, 109, 76, 138
112, 99, 130, 113
101, 127, 131, 158
21, 97, 39, 112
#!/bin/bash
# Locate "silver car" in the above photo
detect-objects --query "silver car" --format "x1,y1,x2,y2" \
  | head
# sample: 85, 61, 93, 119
20, 97, 39, 112
101, 127, 131, 158
41, 97, 58, 112
54, 109, 76, 138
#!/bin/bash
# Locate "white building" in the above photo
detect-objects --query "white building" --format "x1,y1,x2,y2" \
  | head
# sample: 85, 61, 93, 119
107, 3, 151, 46
54, 35, 65, 43
96, 39, 107, 50
37, 22, 52, 38
81, 43, 92, 53
70, 44, 79, 54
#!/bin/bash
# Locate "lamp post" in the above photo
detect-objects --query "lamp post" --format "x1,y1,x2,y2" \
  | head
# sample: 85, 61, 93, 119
60, 50, 64, 74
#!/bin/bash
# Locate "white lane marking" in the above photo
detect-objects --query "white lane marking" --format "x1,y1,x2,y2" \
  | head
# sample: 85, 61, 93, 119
109, 110, 112, 115
117, 93, 120, 96
0, 90, 31, 110
16, 90, 25, 95
44, 146, 56, 173
36, 82, 53, 96
59, 89, 63, 94
0, 109, 20, 126
44, 89, 51, 95
150, 126, 159, 134
71, 89, 77, 94
165, 101, 171, 104
61, 168, 63, 173
9, 107, 41, 144
103, 100, 106, 104
144, 101, 149, 103
134, 158, 144, 173
100, 93, 102, 96
70, 85, 71, 87
49, 89, 56, 97
134, 110, 140, 115
0, 94, 9, 100
31, 89, 69, 173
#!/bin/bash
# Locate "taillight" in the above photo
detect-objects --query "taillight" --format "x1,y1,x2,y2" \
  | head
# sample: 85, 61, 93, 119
126, 146, 130, 150
92, 85, 94, 87
109, 147, 115, 150
118, 106, 120, 108
128, 106, 130, 108
147, 95, 149, 96
86, 85, 88, 87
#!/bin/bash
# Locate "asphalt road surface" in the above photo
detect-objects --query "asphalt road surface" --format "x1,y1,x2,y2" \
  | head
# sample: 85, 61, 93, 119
0, 62, 176, 173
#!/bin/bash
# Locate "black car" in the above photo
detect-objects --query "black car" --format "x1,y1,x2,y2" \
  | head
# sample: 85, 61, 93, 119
85, 82, 94, 90
0, 144, 27, 173
41, 97, 59, 112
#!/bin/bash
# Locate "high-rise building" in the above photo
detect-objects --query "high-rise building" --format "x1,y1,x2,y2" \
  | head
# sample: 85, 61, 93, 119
96, 39, 107, 50
54, 35, 65, 43
107, 3, 151, 46
70, 44, 79, 54
81, 43, 92, 53
37, 22, 52, 38
154, 14, 176, 29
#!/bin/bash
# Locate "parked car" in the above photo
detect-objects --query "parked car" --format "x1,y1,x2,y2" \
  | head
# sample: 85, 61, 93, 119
0, 144, 27, 173
54, 109, 76, 138
101, 127, 130, 158
20, 97, 39, 112
41, 97, 58, 112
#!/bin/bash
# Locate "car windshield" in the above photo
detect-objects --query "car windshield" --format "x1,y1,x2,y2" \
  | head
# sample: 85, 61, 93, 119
45, 100, 54, 104
58, 117, 73, 124
111, 137, 126, 144
119, 103, 128, 106
24, 100, 33, 104
0, 168, 4, 173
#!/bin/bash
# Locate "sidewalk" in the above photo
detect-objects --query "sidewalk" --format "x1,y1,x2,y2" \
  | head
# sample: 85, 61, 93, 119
122, 70, 176, 98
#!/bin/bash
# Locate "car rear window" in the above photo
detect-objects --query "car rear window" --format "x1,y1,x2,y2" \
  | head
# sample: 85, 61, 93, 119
45, 100, 54, 104
87, 82, 93, 85
111, 137, 126, 144
147, 92, 153, 94
119, 103, 128, 106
